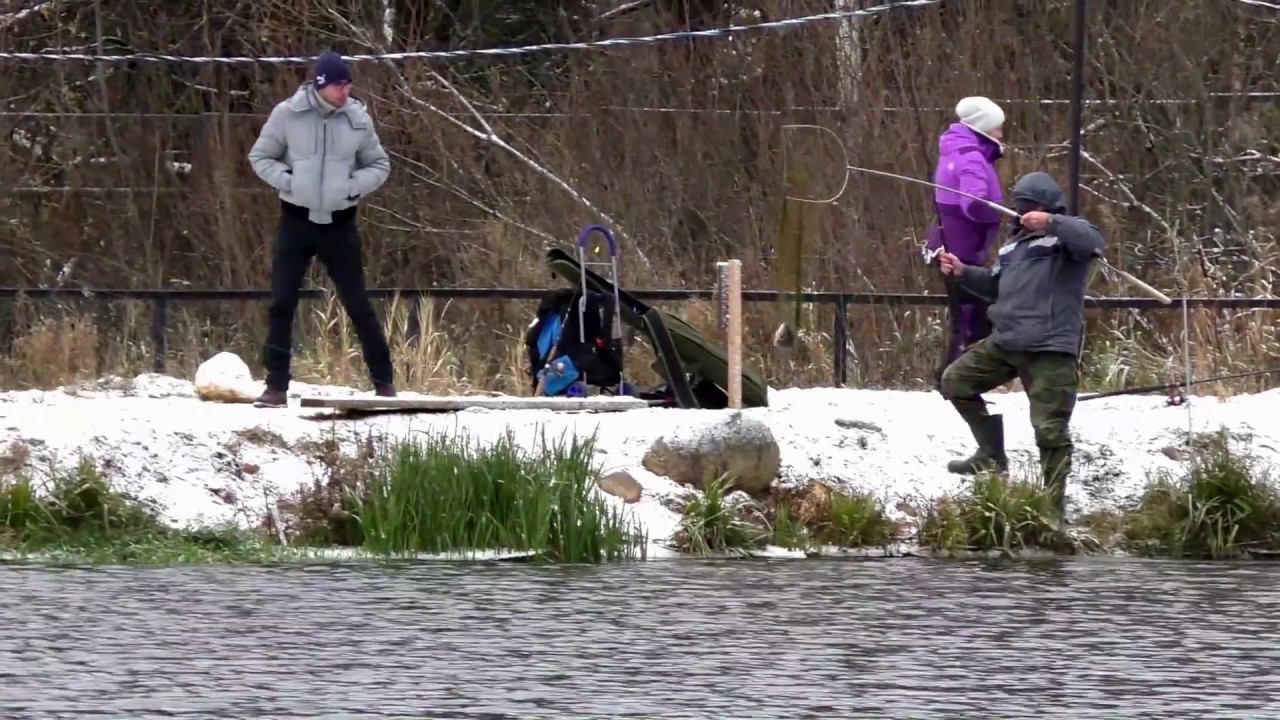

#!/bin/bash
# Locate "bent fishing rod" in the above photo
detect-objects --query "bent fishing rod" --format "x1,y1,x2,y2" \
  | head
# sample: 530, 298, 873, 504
780, 124, 1173, 305
852, 164, 1171, 305
1078, 367, 1280, 401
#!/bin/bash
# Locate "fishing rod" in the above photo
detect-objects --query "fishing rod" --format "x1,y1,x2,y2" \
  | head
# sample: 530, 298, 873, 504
780, 124, 1174, 305
853, 163, 1172, 304
1078, 367, 1280, 401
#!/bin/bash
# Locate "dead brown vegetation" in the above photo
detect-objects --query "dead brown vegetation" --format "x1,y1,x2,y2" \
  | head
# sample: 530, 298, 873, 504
0, 0, 1275, 394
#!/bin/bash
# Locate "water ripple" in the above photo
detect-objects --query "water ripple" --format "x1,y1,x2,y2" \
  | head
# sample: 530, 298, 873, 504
2, 558, 1280, 718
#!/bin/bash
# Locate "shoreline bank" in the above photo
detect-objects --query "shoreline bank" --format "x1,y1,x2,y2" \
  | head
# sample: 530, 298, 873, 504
2, 372, 1278, 564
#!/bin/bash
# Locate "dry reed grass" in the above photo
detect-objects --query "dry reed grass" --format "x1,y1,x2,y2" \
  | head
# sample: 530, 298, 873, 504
0, 0, 1274, 395
0, 290, 1271, 398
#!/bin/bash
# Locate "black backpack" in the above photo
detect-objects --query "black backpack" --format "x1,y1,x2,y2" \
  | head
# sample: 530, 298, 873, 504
524, 288, 623, 393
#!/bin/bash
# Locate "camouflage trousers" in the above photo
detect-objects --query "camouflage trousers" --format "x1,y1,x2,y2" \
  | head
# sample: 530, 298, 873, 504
940, 336, 1079, 509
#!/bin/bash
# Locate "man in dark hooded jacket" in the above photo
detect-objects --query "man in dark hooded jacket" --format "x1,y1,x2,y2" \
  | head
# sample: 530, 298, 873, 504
935, 171, 1105, 514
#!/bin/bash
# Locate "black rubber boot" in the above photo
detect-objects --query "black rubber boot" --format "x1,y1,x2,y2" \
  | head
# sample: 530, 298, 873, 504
946, 413, 1009, 475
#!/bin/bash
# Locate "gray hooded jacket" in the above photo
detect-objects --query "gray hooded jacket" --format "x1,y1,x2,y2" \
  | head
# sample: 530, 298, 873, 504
957, 171, 1106, 356
248, 83, 390, 224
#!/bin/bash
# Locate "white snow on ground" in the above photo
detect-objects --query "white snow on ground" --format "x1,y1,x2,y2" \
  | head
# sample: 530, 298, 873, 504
0, 369, 1277, 558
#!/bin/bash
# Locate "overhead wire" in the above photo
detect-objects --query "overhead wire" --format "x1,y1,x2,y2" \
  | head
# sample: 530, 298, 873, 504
0, 0, 945, 65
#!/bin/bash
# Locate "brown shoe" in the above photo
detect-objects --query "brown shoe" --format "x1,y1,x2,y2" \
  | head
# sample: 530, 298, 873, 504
374, 383, 396, 398
253, 387, 288, 408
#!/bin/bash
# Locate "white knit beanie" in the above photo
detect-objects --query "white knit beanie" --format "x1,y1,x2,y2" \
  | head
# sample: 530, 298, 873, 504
955, 96, 1005, 135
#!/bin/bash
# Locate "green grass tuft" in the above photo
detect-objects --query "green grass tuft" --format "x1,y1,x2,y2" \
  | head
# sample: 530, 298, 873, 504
1, 455, 155, 546
921, 472, 1065, 555
347, 429, 648, 563
4, 429, 649, 565
0, 454, 296, 564
763, 483, 895, 553
1123, 430, 1280, 559
768, 499, 812, 552
820, 490, 894, 547
675, 474, 769, 556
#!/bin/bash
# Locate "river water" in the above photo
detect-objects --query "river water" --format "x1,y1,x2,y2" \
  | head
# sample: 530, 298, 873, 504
2, 556, 1279, 718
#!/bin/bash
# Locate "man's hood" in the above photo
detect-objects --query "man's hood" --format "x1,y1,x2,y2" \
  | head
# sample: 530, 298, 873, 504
283, 82, 369, 127
1011, 171, 1066, 213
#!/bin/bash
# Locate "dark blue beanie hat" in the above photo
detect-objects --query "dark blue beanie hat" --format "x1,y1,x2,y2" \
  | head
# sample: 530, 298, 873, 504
313, 51, 352, 88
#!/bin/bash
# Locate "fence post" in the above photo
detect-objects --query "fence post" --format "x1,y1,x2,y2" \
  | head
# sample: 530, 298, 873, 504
714, 260, 744, 408
832, 295, 848, 387
725, 260, 743, 409
151, 295, 168, 373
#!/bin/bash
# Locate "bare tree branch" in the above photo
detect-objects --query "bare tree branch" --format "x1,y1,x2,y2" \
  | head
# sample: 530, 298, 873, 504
386, 150, 560, 245
322, 6, 652, 271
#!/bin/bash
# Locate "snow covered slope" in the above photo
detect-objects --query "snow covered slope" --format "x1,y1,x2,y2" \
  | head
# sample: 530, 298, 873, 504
0, 372, 1275, 552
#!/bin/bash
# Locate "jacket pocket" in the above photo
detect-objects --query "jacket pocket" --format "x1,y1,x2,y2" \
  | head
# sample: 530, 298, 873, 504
990, 256, 1052, 345
288, 156, 321, 208
319, 158, 354, 210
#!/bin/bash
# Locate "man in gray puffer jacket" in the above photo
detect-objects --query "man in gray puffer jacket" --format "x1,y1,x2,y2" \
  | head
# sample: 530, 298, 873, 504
247, 51, 393, 407
936, 171, 1106, 515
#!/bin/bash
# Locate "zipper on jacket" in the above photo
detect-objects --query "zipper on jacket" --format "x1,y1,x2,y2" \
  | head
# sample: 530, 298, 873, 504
319, 120, 328, 210
1049, 252, 1059, 337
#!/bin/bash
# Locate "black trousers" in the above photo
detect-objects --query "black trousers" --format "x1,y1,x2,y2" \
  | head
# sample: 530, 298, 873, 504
262, 202, 393, 391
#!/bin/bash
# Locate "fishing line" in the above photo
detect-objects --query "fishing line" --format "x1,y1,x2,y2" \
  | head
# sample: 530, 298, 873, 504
778, 123, 1173, 305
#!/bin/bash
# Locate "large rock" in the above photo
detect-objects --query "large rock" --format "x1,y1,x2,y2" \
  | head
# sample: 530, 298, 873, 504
642, 412, 781, 495
194, 352, 260, 403
597, 471, 643, 503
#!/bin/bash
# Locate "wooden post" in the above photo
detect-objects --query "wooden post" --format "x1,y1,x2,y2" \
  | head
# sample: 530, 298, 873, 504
726, 259, 742, 409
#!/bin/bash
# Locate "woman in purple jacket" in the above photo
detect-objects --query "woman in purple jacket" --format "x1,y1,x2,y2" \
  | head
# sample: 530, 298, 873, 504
924, 96, 1007, 388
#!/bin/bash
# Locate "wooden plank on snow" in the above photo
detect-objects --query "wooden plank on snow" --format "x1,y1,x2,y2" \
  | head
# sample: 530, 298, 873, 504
298, 394, 655, 412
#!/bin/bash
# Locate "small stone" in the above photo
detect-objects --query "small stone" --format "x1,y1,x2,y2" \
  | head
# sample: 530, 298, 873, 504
207, 486, 237, 505
597, 471, 642, 503
241, 463, 260, 476
836, 418, 883, 434
658, 494, 687, 514
1161, 446, 1186, 462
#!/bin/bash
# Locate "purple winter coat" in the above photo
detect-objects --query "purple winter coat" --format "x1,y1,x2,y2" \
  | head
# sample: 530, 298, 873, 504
925, 122, 1005, 266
